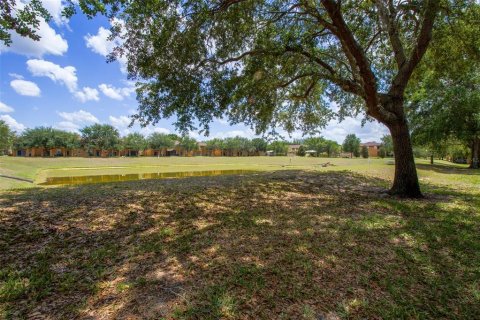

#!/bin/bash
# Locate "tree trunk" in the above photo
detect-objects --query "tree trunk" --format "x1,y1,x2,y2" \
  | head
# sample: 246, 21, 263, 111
470, 137, 479, 169
430, 154, 434, 165
388, 121, 423, 198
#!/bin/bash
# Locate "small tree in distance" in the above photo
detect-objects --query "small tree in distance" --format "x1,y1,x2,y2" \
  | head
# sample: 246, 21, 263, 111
361, 146, 369, 159
0, 120, 15, 155
343, 134, 361, 158
297, 145, 306, 157
80, 124, 120, 156
179, 136, 198, 155
381, 135, 394, 156
378, 147, 387, 158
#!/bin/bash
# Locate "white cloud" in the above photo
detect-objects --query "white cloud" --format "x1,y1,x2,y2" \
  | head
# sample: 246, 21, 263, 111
210, 128, 256, 139
109, 115, 171, 136
140, 127, 171, 136
99, 83, 134, 100
109, 115, 132, 135
215, 117, 229, 125
55, 110, 99, 133
0, 0, 68, 57
0, 19, 67, 57
58, 110, 99, 123
85, 27, 112, 56
109, 115, 131, 127
0, 101, 14, 113
42, 0, 69, 26
56, 121, 80, 132
8, 73, 24, 79
321, 117, 389, 143
27, 59, 99, 102
85, 20, 128, 73
0, 115, 25, 132
74, 87, 100, 102
10, 79, 41, 97
27, 59, 77, 92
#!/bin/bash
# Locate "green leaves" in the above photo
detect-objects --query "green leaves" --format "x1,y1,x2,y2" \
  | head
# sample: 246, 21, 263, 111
80, 124, 120, 151
0, 120, 15, 154
121, 132, 146, 151
15, 127, 80, 151
178, 136, 198, 151
147, 132, 175, 149
303, 137, 340, 157
0, 0, 51, 46
408, 3, 480, 154
342, 134, 361, 156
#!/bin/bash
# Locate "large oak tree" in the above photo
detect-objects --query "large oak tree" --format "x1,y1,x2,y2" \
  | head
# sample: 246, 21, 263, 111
6, 0, 474, 197
69, 0, 455, 197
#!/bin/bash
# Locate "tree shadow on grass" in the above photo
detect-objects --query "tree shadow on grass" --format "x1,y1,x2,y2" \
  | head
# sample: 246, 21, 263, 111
416, 163, 480, 175
0, 170, 479, 319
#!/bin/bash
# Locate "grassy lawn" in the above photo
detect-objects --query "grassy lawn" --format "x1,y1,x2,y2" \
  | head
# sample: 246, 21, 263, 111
0, 156, 477, 189
1, 156, 376, 188
0, 157, 479, 319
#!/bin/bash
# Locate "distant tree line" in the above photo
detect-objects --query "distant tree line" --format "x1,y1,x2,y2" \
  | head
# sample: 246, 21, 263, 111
2, 124, 301, 156
7, 123, 459, 161
0, 122, 405, 160
10, 125, 185, 155
2, 122, 464, 161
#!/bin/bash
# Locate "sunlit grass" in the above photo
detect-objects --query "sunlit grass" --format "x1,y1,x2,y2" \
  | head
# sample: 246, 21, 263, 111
1, 155, 477, 190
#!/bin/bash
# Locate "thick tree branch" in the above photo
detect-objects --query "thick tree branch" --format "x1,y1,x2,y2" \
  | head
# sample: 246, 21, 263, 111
277, 73, 317, 88
285, 46, 335, 74
298, 1, 338, 33
212, 0, 247, 13
321, 0, 397, 124
390, 0, 439, 97
375, 0, 407, 69
291, 80, 316, 100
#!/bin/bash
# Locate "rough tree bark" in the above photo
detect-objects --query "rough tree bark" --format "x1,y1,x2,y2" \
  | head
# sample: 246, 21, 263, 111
470, 137, 479, 169
319, 0, 439, 198
388, 120, 422, 197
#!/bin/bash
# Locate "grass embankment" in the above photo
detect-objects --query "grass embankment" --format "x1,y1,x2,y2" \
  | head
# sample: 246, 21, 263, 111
0, 159, 479, 319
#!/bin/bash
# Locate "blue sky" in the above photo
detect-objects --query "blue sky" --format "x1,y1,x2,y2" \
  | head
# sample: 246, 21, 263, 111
0, 0, 388, 143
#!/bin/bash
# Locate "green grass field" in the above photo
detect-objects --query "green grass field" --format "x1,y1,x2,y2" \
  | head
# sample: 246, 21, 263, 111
1, 156, 479, 319
0, 156, 478, 190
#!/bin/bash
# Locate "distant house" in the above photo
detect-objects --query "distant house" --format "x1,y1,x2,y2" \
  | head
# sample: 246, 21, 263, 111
287, 144, 301, 156
360, 141, 381, 157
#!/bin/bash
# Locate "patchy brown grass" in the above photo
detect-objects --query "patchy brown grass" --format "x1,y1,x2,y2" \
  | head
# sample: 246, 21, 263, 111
1, 170, 479, 319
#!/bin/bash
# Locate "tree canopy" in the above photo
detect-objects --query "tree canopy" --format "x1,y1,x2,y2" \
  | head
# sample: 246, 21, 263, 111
62, 0, 463, 197
0, 0, 52, 46
342, 134, 360, 157
380, 135, 393, 156
268, 141, 289, 155
303, 136, 340, 157
178, 136, 198, 152
7, 0, 479, 196
15, 127, 80, 153
122, 132, 147, 151
147, 132, 175, 149
0, 120, 15, 155
408, 4, 480, 168
80, 124, 120, 151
